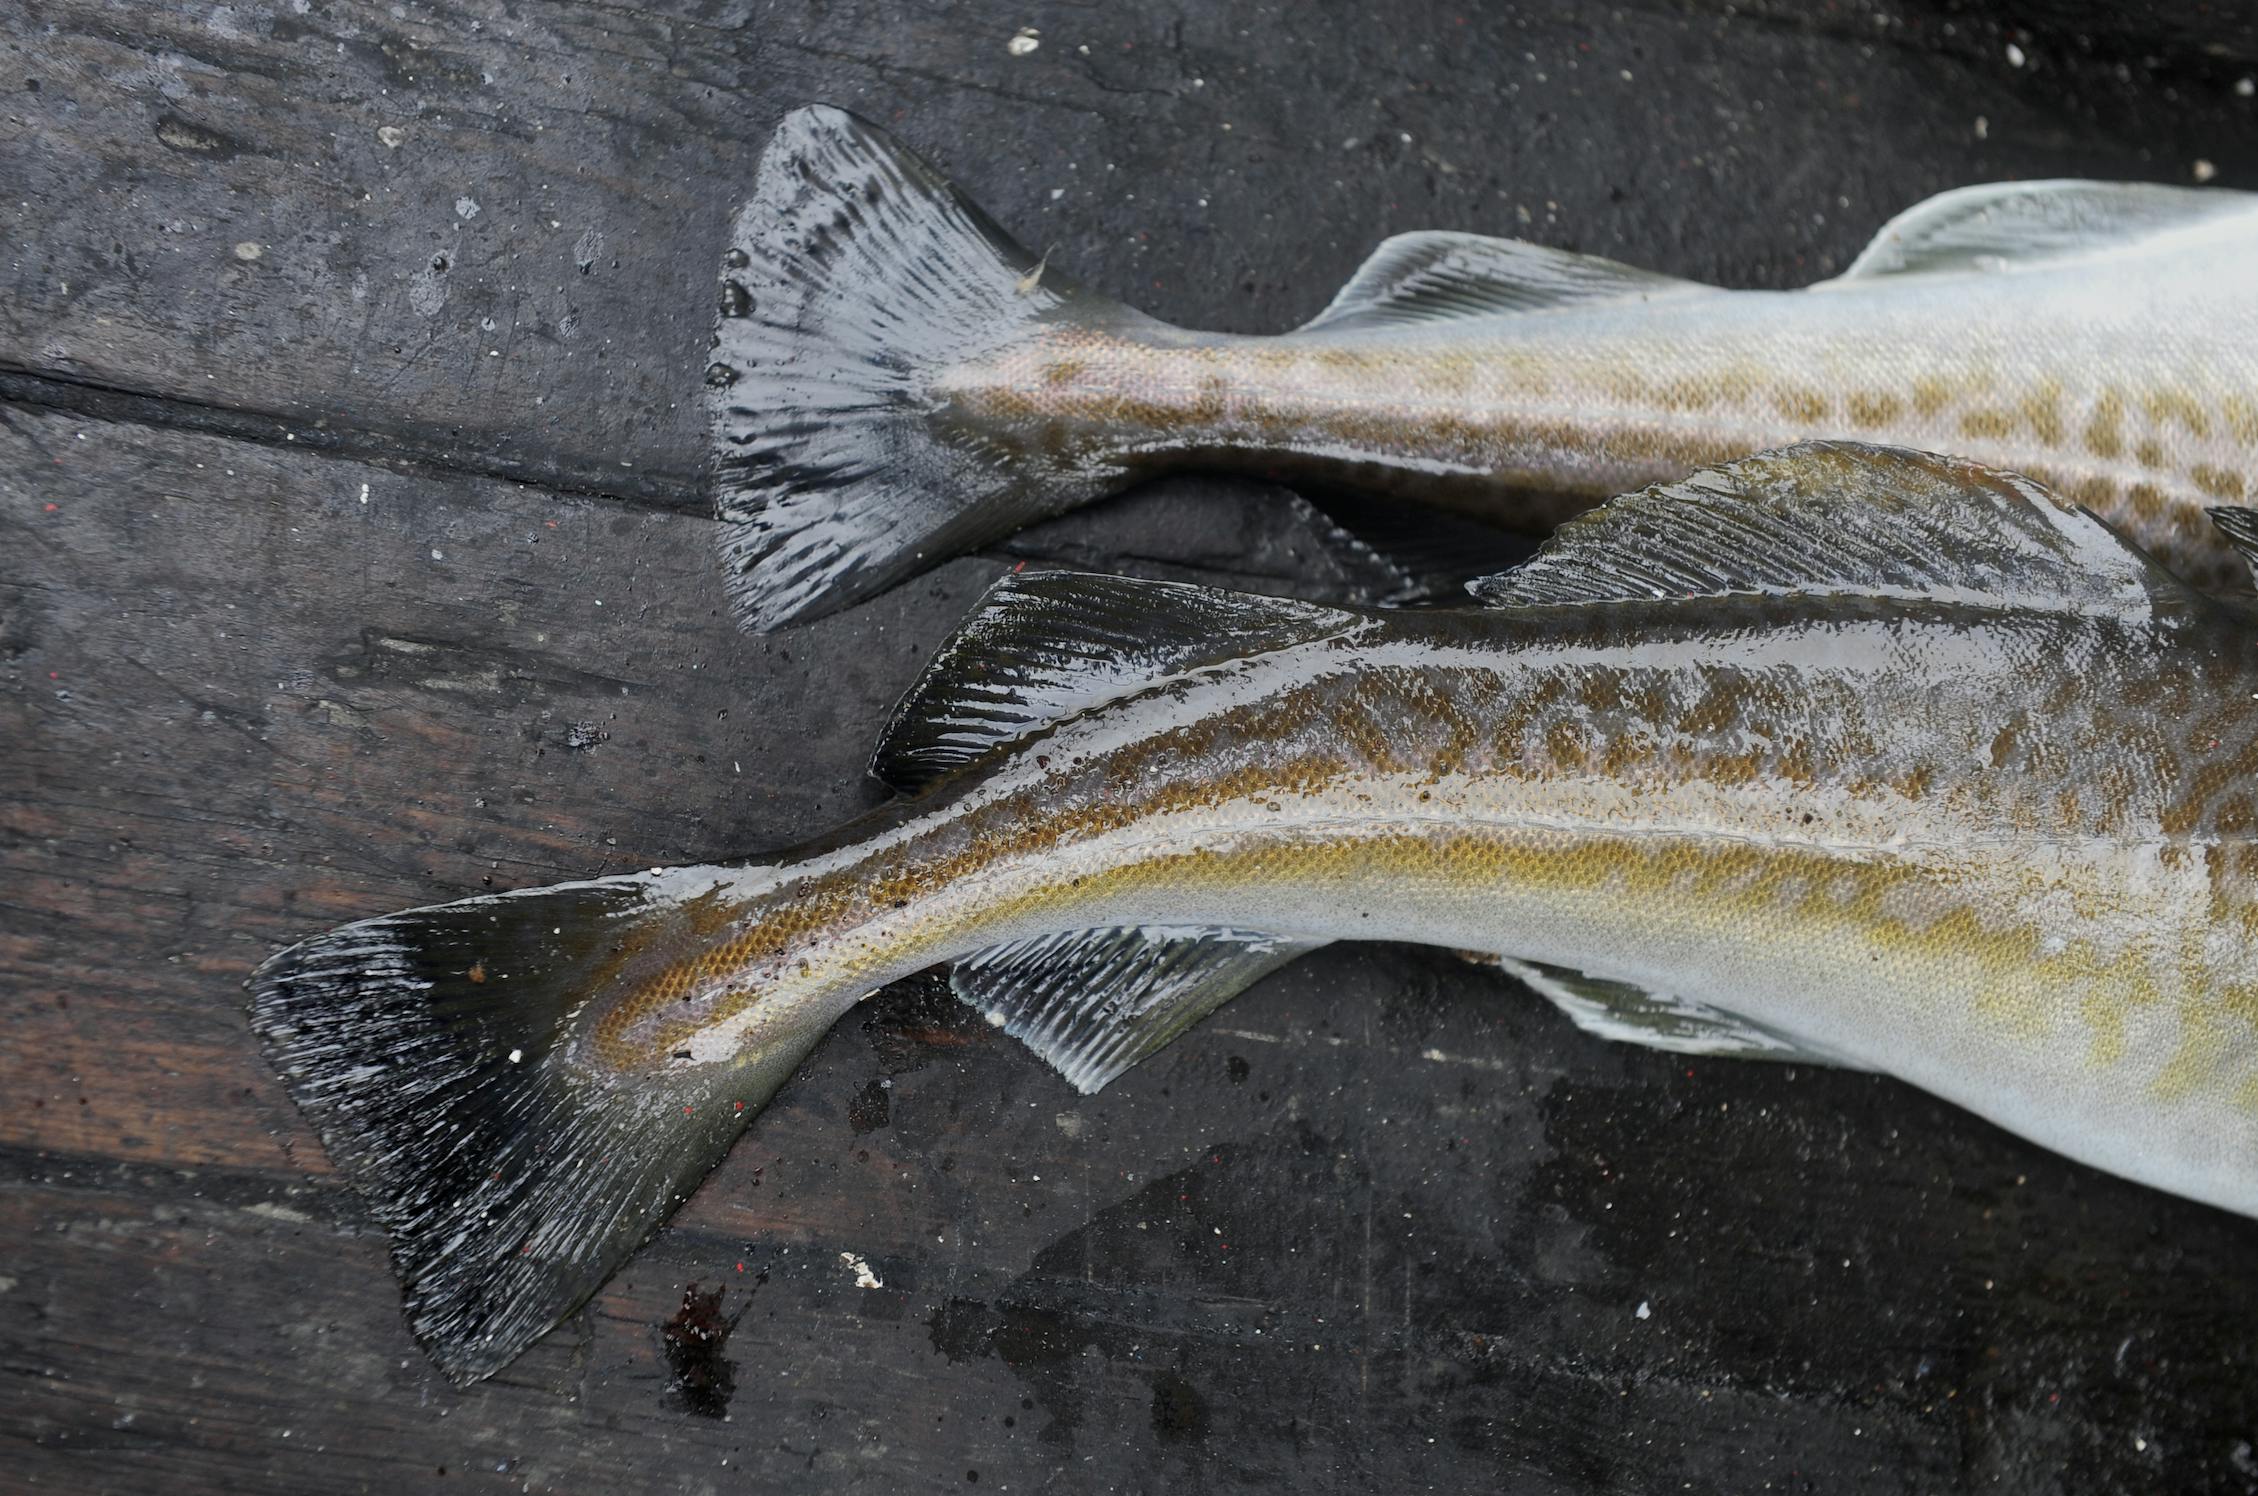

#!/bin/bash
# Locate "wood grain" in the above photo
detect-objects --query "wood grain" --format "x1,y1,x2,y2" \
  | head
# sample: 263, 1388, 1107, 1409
8, 0, 2258, 1491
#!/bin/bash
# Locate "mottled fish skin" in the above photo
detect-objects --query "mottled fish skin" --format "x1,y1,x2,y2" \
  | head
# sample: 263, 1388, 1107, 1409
709, 108, 2258, 631
593, 514, 2258, 1221
947, 213, 2258, 590
248, 441, 2258, 1380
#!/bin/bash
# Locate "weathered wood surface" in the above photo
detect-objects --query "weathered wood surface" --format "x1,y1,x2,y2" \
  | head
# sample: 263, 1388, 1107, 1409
7, 1, 2258, 1492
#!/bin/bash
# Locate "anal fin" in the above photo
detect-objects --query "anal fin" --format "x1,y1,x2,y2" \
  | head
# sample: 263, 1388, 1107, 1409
1497, 957, 1869, 1069
953, 926, 1323, 1091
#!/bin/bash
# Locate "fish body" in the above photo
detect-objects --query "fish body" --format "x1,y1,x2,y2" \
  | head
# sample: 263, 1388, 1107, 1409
252, 443, 2258, 1380
709, 106, 2258, 629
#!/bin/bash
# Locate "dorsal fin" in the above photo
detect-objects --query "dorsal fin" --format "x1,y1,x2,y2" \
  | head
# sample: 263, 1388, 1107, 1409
953, 926, 1323, 1091
1838, 179, 2258, 279
1297, 231, 1709, 333
2209, 508, 2258, 588
1466, 441, 2188, 617
874, 572, 1361, 793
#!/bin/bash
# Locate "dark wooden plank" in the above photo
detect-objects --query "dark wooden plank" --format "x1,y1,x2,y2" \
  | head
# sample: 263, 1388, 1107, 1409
7, 0, 2256, 503
11, 1, 2258, 1491
0, 402, 1375, 1171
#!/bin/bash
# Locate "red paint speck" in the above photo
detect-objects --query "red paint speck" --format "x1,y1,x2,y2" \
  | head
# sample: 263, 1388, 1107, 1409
1012, 560, 1026, 572
733, 1100, 744, 1112
684, 1104, 695, 1115
735, 1260, 745, 1272
44, 503, 60, 513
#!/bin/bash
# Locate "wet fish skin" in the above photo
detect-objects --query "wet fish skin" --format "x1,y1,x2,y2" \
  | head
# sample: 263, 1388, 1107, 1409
709, 105, 2258, 629
251, 442, 2258, 1381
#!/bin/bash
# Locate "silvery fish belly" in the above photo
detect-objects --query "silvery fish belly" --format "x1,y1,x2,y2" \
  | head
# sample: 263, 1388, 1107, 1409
707, 105, 2258, 630
250, 443, 2258, 1384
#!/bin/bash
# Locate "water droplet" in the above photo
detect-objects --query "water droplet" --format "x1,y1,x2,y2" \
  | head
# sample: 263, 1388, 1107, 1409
722, 247, 750, 269
704, 363, 738, 388
718, 280, 753, 317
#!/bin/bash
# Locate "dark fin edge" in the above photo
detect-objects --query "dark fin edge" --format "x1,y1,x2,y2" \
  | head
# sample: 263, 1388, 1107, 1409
246, 874, 808, 1383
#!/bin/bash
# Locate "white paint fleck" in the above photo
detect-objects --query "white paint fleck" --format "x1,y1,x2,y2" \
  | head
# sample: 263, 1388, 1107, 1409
1054, 1111, 1085, 1139
2238, 77, 2255, 98
232, 241, 263, 261
430, 547, 444, 561
0, 1275, 18, 1294
2005, 42, 2026, 67
508, 1048, 523, 1063
574, 226, 604, 275
1634, 1300, 1651, 1320
2195, 159, 2219, 184
358, 483, 369, 505
1974, 115, 1989, 140
455, 196, 481, 220
1007, 27, 1040, 56
407, 264, 446, 316
840, 1251, 883, 1289
377, 125, 406, 149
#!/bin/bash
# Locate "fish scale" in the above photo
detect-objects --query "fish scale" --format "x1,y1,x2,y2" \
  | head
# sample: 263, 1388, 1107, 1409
252, 442, 2258, 1382
708, 106, 2258, 630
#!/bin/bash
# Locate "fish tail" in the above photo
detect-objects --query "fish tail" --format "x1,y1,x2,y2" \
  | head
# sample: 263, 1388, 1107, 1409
709, 105, 1137, 632
246, 868, 824, 1384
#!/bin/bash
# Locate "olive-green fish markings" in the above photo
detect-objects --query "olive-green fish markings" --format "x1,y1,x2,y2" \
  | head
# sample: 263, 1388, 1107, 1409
708, 106, 2258, 630
252, 443, 2258, 1383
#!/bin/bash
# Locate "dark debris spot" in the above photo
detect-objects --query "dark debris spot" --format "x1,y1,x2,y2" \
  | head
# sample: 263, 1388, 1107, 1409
662, 1282, 743, 1419
847, 1077, 891, 1134
1151, 1371, 1209, 1441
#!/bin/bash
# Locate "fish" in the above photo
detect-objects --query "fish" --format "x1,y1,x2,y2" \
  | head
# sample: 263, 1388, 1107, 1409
249, 441, 2258, 1382
706, 104, 2258, 632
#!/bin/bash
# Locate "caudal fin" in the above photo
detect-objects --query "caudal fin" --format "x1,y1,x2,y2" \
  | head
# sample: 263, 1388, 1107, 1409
247, 870, 820, 1383
708, 106, 1131, 632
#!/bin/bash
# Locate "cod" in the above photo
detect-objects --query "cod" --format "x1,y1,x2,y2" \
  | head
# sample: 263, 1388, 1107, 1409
707, 106, 2258, 630
252, 442, 2258, 1382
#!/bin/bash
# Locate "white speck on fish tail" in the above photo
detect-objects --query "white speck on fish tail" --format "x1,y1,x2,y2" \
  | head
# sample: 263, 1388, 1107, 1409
1417, 1046, 1513, 1072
